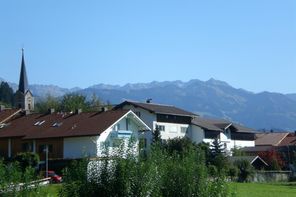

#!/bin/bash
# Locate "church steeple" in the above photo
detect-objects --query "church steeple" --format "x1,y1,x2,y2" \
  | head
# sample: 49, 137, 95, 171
18, 48, 29, 94
15, 48, 34, 112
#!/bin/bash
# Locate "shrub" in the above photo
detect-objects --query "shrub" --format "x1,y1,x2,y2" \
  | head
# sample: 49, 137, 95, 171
13, 152, 40, 171
59, 139, 231, 197
234, 159, 254, 182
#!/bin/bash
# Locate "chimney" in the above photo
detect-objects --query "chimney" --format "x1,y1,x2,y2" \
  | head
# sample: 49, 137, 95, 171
0, 105, 5, 112
101, 107, 108, 112
146, 98, 152, 103
48, 108, 55, 114
75, 109, 82, 114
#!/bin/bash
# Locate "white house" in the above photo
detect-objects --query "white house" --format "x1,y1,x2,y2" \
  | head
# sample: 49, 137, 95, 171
115, 100, 255, 152
114, 100, 198, 147
191, 117, 255, 153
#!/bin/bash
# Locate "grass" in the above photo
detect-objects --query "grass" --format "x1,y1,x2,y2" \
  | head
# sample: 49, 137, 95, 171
37, 184, 62, 197
230, 182, 296, 197
40, 182, 296, 197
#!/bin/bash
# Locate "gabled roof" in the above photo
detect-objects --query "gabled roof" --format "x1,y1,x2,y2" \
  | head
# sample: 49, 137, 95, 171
191, 117, 255, 133
255, 132, 289, 146
230, 156, 268, 166
0, 109, 150, 139
115, 101, 197, 117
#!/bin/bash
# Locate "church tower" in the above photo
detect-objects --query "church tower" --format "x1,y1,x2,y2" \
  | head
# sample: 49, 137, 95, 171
15, 49, 34, 111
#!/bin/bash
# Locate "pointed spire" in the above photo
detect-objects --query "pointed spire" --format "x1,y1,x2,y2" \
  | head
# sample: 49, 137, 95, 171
18, 48, 29, 93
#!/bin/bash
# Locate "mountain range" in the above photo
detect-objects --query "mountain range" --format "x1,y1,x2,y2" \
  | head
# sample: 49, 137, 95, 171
1, 77, 296, 131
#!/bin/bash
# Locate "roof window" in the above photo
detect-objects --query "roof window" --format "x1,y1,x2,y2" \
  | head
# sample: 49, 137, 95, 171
34, 120, 45, 126
52, 122, 63, 127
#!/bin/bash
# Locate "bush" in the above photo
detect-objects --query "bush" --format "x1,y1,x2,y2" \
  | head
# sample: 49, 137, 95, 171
59, 139, 231, 197
0, 159, 43, 196
13, 152, 40, 171
234, 159, 254, 182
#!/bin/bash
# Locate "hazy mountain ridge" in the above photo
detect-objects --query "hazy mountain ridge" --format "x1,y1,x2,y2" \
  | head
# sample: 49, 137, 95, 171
1, 77, 296, 130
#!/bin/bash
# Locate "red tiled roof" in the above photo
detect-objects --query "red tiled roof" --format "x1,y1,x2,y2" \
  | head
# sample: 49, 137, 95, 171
0, 110, 130, 139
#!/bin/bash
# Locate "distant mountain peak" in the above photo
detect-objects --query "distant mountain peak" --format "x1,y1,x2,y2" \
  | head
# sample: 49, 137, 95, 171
206, 78, 230, 87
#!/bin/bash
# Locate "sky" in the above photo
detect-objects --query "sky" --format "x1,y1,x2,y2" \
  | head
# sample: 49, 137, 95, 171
0, 0, 295, 93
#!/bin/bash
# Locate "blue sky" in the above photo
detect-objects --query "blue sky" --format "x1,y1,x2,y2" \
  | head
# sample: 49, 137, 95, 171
0, 1, 295, 93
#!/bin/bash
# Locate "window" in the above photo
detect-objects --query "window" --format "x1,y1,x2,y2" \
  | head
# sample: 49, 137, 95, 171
38, 144, 53, 153
52, 122, 63, 127
114, 124, 121, 131
34, 120, 45, 126
135, 111, 141, 118
169, 125, 178, 133
157, 125, 165, 131
22, 142, 33, 152
181, 127, 187, 133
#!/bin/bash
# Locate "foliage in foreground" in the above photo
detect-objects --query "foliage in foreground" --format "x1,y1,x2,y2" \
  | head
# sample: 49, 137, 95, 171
0, 159, 45, 197
59, 140, 231, 197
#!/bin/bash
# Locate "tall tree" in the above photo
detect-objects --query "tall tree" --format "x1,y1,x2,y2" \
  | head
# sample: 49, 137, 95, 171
152, 126, 161, 144
0, 82, 14, 107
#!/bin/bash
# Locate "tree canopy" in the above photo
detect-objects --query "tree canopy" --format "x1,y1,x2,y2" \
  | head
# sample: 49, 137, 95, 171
0, 82, 14, 107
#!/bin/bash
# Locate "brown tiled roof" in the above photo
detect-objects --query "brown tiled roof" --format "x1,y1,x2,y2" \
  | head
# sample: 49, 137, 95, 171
191, 118, 223, 132
0, 109, 22, 124
115, 101, 197, 117
255, 132, 289, 146
278, 133, 296, 146
191, 117, 255, 133
0, 110, 130, 139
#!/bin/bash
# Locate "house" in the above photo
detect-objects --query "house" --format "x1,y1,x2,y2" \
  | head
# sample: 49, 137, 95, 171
229, 156, 269, 170
0, 109, 150, 160
191, 117, 256, 153
115, 100, 256, 152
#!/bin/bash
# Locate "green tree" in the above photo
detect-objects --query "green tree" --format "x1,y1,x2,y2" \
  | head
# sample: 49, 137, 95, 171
0, 81, 14, 107
209, 138, 228, 173
61, 93, 89, 112
152, 126, 161, 144
232, 146, 246, 156
88, 93, 102, 111
35, 94, 61, 113
234, 159, 254, 182
14, 152, 40, 172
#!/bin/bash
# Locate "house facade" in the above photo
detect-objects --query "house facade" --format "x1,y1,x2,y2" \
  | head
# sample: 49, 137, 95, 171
0, 109, 150, 160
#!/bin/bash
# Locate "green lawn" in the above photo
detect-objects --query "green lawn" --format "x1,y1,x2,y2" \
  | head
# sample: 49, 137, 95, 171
38, 184, 62, 197
230, 182, 296, 197
41, 182, 296, 197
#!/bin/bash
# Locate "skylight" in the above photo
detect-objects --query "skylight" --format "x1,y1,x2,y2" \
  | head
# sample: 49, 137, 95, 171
34, 120, 45, 126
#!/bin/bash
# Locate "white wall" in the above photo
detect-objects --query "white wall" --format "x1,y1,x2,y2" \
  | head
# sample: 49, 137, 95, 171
96, 115, 141, 157
189, 125, 204, 144
155, 122, 189, 140
64, 136, 99, 159
121, 105, 156, 130
203, 138, 255, 154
